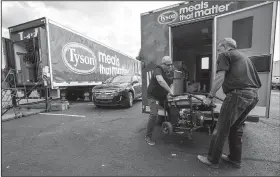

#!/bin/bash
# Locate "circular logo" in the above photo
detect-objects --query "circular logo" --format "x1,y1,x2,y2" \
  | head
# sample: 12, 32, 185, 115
158, 10, 178, 24
61, 42, 97, 75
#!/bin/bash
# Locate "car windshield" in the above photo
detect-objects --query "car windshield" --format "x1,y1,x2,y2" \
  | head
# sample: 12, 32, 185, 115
106, 75, 132, 83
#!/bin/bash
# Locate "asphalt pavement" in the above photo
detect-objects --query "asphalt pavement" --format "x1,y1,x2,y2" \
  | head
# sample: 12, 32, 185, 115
1, 91, 280, 176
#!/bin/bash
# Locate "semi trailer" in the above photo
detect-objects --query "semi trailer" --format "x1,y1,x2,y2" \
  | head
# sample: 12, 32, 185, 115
2, 17, 141, 101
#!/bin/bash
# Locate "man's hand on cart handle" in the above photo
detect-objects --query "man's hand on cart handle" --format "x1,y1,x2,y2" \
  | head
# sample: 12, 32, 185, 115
203, 97, 213, 106
167, 92, 174, 98
203, 93, 215, 106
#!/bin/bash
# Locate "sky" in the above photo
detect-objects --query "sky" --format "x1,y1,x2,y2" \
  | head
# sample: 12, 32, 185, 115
1, 1, 279, 61
1, 1, 183, 58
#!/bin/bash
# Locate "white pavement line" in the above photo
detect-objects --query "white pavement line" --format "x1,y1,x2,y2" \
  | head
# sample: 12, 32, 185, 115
39, 113, 86, 118
69, 103, 87, 107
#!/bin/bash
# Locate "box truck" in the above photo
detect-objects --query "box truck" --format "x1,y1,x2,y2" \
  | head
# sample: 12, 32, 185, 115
141, 1, 278, 118
3, 17, 141, 101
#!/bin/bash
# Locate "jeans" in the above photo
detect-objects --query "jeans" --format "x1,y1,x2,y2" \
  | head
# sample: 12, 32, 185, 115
207, 88, 259, 164
146, 97, 166, 138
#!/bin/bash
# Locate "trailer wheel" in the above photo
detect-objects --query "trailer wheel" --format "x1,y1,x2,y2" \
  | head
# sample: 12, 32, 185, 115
66, 93, 78, 101
125, 92, 133, 108
162, 122, 173, 135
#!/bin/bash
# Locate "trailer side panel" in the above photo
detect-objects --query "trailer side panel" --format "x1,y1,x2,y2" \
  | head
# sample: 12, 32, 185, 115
48, 21, 141, 88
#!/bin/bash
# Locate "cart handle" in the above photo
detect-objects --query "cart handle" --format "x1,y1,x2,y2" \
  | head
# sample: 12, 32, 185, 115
171, 92, 224, 102
167, 95, 217, 108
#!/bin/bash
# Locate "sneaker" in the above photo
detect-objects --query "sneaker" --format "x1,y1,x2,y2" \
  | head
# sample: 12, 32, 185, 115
221, 154, 241, 169
145, 136, 155, 146
197, 155, 219, 169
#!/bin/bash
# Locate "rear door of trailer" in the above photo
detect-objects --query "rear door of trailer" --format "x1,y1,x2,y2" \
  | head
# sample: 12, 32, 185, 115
213, 1, 278, 118
4, 18, 50, 85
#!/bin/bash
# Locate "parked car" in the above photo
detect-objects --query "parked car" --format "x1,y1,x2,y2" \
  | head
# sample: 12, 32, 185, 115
92, 74, 142, 108
272, 76, 280, 90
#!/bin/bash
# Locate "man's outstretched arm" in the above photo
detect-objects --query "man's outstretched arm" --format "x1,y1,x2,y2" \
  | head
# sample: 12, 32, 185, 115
208, 71, 226, 98
156, 75, 173, 94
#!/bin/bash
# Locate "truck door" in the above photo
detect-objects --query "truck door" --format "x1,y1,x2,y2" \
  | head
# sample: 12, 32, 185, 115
213, 2, 278, 118
38, 27, 49, 81
2, 38, 16, 85
2, 38, 16, 72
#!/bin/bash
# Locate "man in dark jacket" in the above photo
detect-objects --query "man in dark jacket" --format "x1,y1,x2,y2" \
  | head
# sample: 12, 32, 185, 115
145, 56, 174, 146
197, 38, 261, 169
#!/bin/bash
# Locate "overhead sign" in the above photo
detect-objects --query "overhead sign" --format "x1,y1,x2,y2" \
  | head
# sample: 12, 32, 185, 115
157, 1, 236, 24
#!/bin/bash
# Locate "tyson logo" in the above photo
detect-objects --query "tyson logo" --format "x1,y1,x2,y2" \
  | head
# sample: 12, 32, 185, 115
158, 10, 178, 24
61, 42, 97, 75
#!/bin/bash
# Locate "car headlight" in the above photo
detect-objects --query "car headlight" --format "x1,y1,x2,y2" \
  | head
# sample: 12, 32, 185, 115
112, 88, 125, 96
92, 89, 99, 95
116, 88, 125, 92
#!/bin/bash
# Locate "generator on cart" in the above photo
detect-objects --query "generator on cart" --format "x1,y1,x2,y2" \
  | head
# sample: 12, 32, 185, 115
158, 93, 220, 139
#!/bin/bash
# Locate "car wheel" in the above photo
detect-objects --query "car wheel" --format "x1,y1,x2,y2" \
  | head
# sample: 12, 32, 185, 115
125, 92, 133, 108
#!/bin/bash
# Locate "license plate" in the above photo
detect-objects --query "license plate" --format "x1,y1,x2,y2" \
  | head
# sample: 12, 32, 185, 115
96, 94, 112, 99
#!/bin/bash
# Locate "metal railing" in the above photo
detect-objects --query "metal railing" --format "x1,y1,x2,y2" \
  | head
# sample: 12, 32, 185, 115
1, 69, 18, 116
1, 69, 49, 116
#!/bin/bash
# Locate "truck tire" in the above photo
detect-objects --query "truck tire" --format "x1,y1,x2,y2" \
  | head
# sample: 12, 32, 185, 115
125, 92, 133, 108
66, 93, 78, 101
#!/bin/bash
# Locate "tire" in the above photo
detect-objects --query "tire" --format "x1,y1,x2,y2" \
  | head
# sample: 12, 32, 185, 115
89, 93, 93, 101
162, 122, 173, 135
66, 93, 78, 101
79, 95, 85, 100
125, 92, 133, 108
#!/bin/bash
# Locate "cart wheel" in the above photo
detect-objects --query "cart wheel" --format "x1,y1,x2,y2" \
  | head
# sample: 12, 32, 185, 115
162, 122, 173, 135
